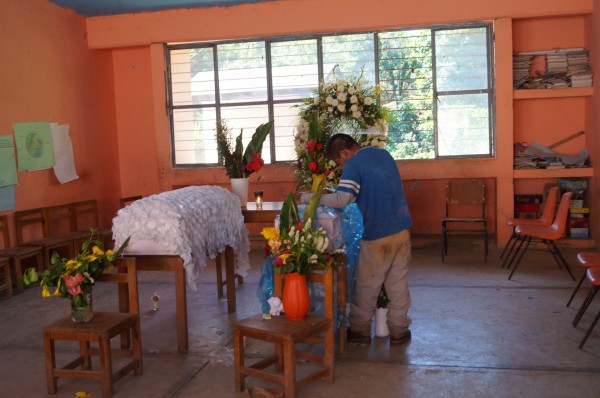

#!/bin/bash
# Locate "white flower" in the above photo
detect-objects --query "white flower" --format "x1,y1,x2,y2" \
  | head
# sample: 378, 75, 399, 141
326, 96, 333, 105
377, 141, 386, 149
328, 107, 333, 113
337, 92, 347, 102
352, 110, 362, 119
350, 104, 358, 112
337, 104, 346, 113
313, 97, 320, 105
350, 95, 358, 104
337, 84, 345, 92
331, 99, 339, 107
357, 83, 363, 91
364, 97, 373, 105
309, 254, 318, 264
348, 87, 355, 94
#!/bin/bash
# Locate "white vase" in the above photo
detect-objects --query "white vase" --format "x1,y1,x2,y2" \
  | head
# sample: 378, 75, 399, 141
230, 177, 249, 207
375, 307, 390, 337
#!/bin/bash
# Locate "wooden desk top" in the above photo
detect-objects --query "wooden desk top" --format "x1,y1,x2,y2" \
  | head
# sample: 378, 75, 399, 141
242, 202, 283, 223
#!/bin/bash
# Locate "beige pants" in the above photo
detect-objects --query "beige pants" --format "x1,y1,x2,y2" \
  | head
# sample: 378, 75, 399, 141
349, 229, 412, 338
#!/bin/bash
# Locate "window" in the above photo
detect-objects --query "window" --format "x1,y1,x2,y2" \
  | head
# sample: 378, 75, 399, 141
166, 23, 494, 166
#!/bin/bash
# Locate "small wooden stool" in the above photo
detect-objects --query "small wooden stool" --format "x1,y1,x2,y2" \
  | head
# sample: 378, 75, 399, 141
567, 252, 600, 307
43, 312, 142, 397
234, 315, 333, 398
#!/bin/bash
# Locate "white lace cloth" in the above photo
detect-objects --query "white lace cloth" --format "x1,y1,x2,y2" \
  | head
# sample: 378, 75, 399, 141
112, 186, 250, 290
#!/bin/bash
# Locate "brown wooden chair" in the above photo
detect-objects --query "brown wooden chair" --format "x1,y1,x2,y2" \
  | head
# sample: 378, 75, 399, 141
0, 214, 43, 291
119, 195, 142, 208
15, 208, 75, 269
234, 264, 345, 398
441, 180, 488, 262
46, 203, 91, 243
71, 199, 113, 247
42, 257, 142, 398
0, 256, 12, 298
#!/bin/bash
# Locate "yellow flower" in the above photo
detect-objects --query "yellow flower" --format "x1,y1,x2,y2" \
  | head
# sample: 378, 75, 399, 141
75, 392, 91, 398
278, 253, 291, 264
105, 249, 114, 257
92, 246, 104, 256
86, 255, 98, 262
261, 227, 280, 241
41, 286, 51, 298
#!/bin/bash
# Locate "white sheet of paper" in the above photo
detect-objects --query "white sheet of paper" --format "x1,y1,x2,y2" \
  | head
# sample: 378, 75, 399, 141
50, 123, 79, 184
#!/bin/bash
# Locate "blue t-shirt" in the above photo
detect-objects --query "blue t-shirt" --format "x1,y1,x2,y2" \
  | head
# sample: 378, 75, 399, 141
336, 147, 412, 241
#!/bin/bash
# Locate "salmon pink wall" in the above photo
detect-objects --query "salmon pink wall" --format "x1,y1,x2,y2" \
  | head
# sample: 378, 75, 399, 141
94, 1, 594, 245
589, 1, 600, 247
0, 0, 122, 245
112, 46, 160, 198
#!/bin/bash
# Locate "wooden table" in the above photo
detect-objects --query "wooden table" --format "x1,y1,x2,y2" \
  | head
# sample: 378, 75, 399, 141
242, 201, 283, 224
126, 203, 283, 353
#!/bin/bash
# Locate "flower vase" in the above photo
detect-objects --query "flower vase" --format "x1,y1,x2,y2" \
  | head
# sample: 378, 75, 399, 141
230, 177, 249, 207
282, 272, 310, 320
375, 307, 389, 337
71, 289, 93, 323
311, 173, 325, 193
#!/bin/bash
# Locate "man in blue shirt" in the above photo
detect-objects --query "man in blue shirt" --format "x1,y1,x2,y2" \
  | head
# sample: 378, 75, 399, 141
318, 134, 413, 345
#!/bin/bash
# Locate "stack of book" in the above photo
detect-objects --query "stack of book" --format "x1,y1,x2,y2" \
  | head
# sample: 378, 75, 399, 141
513, 53, 534, 88
513, 47, 594, 89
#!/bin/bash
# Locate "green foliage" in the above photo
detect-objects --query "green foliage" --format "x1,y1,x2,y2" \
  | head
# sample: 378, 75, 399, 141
215, 120, 273, 178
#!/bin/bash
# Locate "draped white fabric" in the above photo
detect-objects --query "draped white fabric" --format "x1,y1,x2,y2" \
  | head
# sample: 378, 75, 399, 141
112, 186, 250, 290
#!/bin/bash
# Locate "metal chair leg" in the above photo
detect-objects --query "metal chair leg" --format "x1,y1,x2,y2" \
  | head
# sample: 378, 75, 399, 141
567, 271, 588, 308
499, 231, 516, 260
508, 236, 532, 280
579, 306, 600, 349
548, 240, 576, 281
573, 286, 599, 327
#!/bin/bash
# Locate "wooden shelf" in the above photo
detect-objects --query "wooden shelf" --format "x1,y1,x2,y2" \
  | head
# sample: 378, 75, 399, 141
513, 168, 593, 179
513, 87, 593, 100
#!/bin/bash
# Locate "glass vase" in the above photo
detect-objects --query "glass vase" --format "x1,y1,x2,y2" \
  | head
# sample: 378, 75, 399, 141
71, 289, 94, 323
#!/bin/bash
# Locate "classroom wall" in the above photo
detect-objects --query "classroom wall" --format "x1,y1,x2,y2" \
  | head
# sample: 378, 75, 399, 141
1, 0, 596, 246
0, 0, 122, 245
590, 0, 600, 246
93, 0, 592, 243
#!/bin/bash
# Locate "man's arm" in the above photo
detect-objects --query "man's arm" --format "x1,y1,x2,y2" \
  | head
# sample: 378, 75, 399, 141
319, 190, 355, 208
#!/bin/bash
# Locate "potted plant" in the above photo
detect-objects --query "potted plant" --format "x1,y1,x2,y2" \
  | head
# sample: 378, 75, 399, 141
375, 286, 391, 337
21, 230, 130, 323
215, 120, 273, 206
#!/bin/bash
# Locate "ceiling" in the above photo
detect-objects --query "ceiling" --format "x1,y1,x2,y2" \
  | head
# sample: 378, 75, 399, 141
47, 0, 270, 17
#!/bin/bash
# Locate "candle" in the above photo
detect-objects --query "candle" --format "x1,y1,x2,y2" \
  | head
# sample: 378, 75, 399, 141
254, 190, 264, 209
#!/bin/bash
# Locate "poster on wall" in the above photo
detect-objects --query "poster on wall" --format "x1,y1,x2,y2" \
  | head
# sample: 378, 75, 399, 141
50, 123, 79, 183
0, 135, 18, 186
13, 121, 55, 171
0, 185, 15, 211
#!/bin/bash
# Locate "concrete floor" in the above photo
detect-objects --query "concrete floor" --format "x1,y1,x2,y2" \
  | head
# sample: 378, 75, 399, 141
2, 238, 600, 397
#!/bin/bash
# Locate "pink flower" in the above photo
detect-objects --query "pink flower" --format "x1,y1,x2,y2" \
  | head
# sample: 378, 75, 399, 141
61, 274, 85, 296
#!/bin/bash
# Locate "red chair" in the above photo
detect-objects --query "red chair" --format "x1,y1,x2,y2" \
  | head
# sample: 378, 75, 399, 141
571, 267, 600, 349
566, 252, 600, 307
507, 191, 575, 281
500, 186, 559, 269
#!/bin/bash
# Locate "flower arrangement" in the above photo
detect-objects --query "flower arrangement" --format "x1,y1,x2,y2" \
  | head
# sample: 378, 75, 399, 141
293, 115, 341, 191
21, 230, 130, 307
215, 120, 274, 179
261, 183, 344, 275
294, 70, 390, 190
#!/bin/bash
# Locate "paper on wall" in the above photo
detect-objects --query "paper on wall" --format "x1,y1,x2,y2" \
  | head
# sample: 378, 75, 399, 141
50, 123, 79, 183
0, 135, 18, 186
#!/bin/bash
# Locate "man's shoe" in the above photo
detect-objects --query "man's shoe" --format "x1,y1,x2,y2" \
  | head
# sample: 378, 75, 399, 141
347, 330, 371, 345
390, 330, 411, 346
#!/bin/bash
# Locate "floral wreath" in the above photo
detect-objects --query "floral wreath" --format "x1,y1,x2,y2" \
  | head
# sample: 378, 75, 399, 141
293, 71, 390, 191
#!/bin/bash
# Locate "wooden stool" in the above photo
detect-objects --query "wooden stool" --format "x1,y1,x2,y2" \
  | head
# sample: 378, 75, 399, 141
0, 256, 12, 298
234, 266, 341, 398
43, 312, 142, 397
567, 252, 600, 307
234, 315, 332, 398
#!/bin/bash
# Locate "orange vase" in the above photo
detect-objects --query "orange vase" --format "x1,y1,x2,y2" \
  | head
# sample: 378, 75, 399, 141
282, 272, 310, 320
